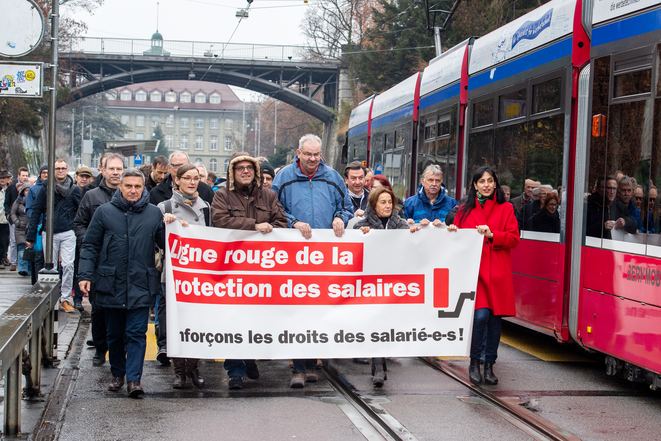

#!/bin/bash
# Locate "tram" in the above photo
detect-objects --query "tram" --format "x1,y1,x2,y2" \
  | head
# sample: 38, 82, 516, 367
347, 0, 661, 389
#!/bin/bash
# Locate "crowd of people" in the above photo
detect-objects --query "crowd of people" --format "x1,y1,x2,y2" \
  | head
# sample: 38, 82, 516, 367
0, 134, 530, 398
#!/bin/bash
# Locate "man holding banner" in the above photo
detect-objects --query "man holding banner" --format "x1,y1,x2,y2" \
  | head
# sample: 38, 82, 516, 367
211, 152, 288, 390
270, 134, 354, 388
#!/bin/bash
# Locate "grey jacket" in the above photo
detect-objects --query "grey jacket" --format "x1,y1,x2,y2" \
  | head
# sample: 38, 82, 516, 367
353, 206, 410, 230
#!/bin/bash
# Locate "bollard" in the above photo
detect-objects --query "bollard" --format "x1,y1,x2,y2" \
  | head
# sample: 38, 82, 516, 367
4, 356, 22, 436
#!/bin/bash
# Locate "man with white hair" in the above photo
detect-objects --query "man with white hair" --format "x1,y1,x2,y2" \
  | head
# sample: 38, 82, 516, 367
522, 184, 553, 229
271, 134, 353, 388
404, 164, 457, 225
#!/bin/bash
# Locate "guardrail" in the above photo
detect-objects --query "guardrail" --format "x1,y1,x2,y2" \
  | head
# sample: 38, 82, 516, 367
0, 276, 60, 436
64, 37, 334, 63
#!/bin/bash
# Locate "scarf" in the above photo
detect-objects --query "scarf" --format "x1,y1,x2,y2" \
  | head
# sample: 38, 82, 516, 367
177, 190, 198, 207
55, 177, 72, 198
477, 191, 494, 206
115, 188, 149, 211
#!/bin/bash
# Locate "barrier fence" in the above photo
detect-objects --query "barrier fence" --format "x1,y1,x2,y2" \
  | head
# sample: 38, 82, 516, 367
0, 276, 60, 436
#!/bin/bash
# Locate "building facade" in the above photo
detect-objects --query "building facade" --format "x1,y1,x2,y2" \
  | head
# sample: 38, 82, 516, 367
105, 80, 246, 174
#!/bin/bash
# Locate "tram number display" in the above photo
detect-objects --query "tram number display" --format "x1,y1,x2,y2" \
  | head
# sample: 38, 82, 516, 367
164, 223, 484, 360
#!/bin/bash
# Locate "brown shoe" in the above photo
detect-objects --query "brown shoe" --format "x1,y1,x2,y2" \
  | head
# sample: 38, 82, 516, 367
127, 381, 144, 398
290, 372, 306, 388
61, 301, 75, 313
305, 369, 319, 383
173, 374, 187, 389
108, 376, 124, 392
9, 265, 16, 271
188, 369, 205, 388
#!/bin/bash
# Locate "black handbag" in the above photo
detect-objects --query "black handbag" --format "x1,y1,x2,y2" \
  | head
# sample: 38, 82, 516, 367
22, 247, 36, 262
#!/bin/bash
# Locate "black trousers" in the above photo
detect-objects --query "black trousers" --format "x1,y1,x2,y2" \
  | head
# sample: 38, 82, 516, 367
89, 289, 108, 355
157, 283, 167, 350
0, 223, 9, 262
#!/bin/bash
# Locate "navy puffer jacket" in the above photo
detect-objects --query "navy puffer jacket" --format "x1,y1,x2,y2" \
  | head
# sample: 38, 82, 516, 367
79, 189, 164, 309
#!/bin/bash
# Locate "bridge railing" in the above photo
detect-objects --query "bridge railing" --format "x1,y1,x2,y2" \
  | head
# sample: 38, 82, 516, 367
65, 37, 334, 63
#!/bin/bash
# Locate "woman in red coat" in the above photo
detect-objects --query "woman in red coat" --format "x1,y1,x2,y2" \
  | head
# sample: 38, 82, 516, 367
447, 166, 519, 385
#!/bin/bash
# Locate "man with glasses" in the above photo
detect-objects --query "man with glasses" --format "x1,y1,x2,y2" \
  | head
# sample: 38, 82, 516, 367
74, 154, 125, 362
586, 176, 635, 239
271, 134, 353, 388
211, 152, 288, 390
149, 151, 215, 206
26, 159, 82, 312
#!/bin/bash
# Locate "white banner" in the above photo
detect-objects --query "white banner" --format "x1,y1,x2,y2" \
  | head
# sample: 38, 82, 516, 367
165, 223, 483, 360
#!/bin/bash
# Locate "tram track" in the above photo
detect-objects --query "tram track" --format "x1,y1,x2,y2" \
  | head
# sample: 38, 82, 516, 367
322, 358, 579, 441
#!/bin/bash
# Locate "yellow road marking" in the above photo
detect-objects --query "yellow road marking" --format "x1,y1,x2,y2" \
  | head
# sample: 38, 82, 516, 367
500, 327, 592, 362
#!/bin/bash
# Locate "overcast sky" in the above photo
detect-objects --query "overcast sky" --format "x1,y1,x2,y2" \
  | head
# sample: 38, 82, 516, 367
69, 0, 312, 101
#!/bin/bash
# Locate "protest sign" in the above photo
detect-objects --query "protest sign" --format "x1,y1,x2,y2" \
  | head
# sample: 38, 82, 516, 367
165, 223, 483, 359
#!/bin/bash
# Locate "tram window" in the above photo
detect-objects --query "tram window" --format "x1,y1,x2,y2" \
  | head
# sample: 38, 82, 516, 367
532, 78, 562, 114
385, 132, 394, 151
438, 119, 451, 137
494, 121, 527, 194
499, 89, 527, 122
473, 99, 493, 128
425, 124, 436, 140
614, 70, 652, 98
467, 130, 494, 178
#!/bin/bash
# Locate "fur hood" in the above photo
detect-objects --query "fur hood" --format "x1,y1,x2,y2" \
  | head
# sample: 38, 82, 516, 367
226, 152, 261, 191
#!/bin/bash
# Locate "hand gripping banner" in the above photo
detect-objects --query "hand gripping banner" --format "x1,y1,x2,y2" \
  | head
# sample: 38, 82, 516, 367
165, 222, 484, 359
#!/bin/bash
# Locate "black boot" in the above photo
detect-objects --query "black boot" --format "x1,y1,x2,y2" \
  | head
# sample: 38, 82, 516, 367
469, 358, 483, 384
484, 363, 498, 385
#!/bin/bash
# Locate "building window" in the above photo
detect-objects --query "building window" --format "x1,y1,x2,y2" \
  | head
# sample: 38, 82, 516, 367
165, 92, 177, 102
106, 90, 117, 100
123, 133, 131, 139
223, 158, 230, 174
210, 158, 218, 172
121, 90, 132, 100
180, 92, 191, 103
150, 91, 161, 102
195, 118, 204, 128
195, 93, 206, 103
166, 115, 174, 127
210, 118, 219, 129
121, 115, 130, 125
165, 135, 174, 149
210, 135, 218, 150
181, 134, 188, 149
225, 119, 233, 130
195, 158, 203, 165
224, 136, 232, 151
136, 133, 144, 140
151, 116, 160, 127
195, 135, 204, 150
136, 90, 147, 101
135, 115, 144, 127
210, 93, 221, 104
181, 118, 189, 128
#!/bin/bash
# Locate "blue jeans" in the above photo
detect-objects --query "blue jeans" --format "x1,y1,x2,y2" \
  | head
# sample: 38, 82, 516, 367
105, 307, 149, 383
224, 359, 247, 378
17, 244, 30, 275
292, 359, 318, 374
470, 308, 502, 364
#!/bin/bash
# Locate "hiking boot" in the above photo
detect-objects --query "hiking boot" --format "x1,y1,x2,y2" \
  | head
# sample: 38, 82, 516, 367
156, 348, 170, 366
305, 369, 318, 383
108, 376, 124, 392
127, 381, 144, 398
73, 299, 84, 311
61, 301, 75, 313
290, 372, 306, 388
245, 360, 259, 380
93, 352, 106, 366
228, 376, 243, 390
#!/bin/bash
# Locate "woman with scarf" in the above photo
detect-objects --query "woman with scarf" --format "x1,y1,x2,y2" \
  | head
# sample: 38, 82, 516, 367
354, 186, 419, 386
447, 166, 519, 385
158, 163, 209, 389
9, 182, 32, 276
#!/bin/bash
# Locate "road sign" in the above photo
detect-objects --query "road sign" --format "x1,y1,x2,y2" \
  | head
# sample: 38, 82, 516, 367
0, 0, 45, 58
134, 155, 143, 165
0, 62, 43, 98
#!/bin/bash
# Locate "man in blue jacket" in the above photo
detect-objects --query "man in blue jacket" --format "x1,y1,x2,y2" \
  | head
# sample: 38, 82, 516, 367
271, 133, 353, 388
26, 159, 81, 312
79, 168, 164, 398
404, 164, 457, 226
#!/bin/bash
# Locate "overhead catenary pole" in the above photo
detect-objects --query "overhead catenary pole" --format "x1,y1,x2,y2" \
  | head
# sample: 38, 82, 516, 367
45, 0, 59, 269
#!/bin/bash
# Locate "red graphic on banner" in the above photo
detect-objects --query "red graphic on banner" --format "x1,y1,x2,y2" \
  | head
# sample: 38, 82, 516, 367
168, 234, 363, 272
172, 271, 424, 305
433, 268, 450, 308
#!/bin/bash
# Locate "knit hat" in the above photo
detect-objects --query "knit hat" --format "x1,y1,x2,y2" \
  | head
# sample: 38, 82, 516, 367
260, 161, 275, 178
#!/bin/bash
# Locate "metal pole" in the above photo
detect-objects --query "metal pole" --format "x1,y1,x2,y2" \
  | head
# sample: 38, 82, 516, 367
274, 101, 278, 148
257, 112, 261, 157
434, 27, 442, 57
3, 356, 21, 436
242, 100, 245, 150
45, 0, 59, 269
71, 111, 74, 168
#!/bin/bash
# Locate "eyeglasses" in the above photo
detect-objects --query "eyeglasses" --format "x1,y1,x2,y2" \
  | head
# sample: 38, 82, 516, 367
300, 152, 321, 159
235, 165, 254, 172
170, 163, 185, 168
548, 203, 558, 208
54, 167, 68, 171
634, 196, 643, 201
179, 176, 200, 182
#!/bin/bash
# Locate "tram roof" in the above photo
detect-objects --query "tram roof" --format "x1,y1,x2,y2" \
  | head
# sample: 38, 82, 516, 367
349, 95, 375, 130
420, 38, 471, 98
371, 73, 419, 120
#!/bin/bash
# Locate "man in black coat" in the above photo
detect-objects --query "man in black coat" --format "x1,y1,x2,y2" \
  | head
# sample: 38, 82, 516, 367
26, 159, 82, 313
149, 151, 214, 206
79, 168, 164, 398
82, 152, 114, 198
144, 156, 168, 192
73, 153, 124, 363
